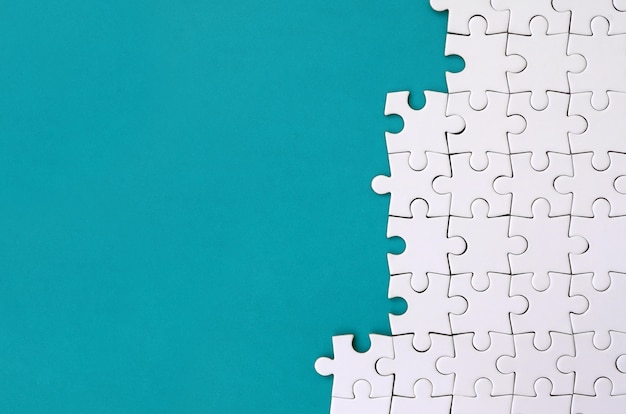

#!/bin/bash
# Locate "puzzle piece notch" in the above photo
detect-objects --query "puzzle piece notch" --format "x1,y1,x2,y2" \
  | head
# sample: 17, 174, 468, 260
315, 334, 394, 398
557, 331, 626, 395
568, 199, 626, 291
497, 332, 575, 396
572, 377, 626, 413
447, 91, 524, 171
554, 153, 626, 218
445, 16, 525, 109
388, 273, 467, 351
569, 91, 626, 170
433, 153, 512, 218
450, 272, 528, 351
386, 199, 466, 283
437, 332, 515, 396
389, 379, 452, 414
491, 0, 570, 34
571, 272, 626, 349
553, 0, 626, 35
430, 0, 509, 35
507, 16, 586, 110
448, 199, 526, 290
511, 378, 572, 414
509, 198, 587, 291
384, 91, 464, 171
511, 273, 588, 350
372, 151, 451, 218
567, 16, 626, 110
329, 380, 392, 414
507, 91, 585, 171
376, 333, 454, 397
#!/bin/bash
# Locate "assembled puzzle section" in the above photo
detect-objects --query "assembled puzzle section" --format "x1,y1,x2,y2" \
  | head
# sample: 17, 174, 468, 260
316, 2, 626, 413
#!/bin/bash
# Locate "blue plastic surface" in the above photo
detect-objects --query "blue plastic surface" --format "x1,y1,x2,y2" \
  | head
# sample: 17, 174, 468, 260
0, 1, 460, 412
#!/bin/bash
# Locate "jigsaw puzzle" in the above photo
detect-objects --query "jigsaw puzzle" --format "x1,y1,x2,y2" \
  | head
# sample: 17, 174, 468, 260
316, 2, 626, 413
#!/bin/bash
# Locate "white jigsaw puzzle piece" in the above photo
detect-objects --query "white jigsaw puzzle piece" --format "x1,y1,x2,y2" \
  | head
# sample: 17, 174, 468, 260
437, 332, 515, 397
390, 380, 451, 414
384, 91, 464, 170
510, 273, 587, 350
449, 272, 527, 351
372, 152, 451, 218
315, 334, 394, 398
553, 0, 626, 35
570, 272, 626, 349
430, 0, 509, 35
376, 334, 454, 397
568, 199, 626, 290
567, 17, 626, 110
387, 273, 467, 351
491, 0, 570, 34
494, 152, 573, 217
569, 91, 626, 170
450, 378, 512, 414
511, 378, 572, 414
386, 199, 465, 286
572, 377, 626, 413
557, 331, 626, 395
507, 16, 585, 110
447, 91, 524, 170
497, 332, 575, 396
448, 199, 526, 290
445, 16, 525, 109
509, 199, 587, 290
434, 153, 512, 218
330, 380, 392, 414
507, 92, 585, 171
554, 153, 626, 218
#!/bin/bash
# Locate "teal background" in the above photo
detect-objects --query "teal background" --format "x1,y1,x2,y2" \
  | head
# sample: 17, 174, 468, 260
0, 1, 460, 412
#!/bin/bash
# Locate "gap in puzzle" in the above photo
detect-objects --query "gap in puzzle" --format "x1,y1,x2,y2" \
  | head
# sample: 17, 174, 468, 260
315, 1, 626, 413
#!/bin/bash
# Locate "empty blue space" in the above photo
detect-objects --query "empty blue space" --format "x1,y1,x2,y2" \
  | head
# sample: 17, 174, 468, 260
0, 1, 459, 412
